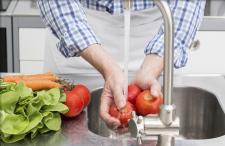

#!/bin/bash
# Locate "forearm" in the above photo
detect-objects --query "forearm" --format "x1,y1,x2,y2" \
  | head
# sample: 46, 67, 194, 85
37, 0, 100, 58
145, 0, 205, 68
81, 44, 120, 80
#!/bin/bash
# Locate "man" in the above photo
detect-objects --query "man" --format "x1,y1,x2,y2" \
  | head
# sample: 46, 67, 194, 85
37, 0, 205, 129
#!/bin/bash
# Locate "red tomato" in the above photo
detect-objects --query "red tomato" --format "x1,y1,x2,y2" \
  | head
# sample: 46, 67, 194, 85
72, 84, 91, 107
109, 102, 134, 128
64, 92, 84, 117
135, 90, 163, 116
128, 84, 142, 104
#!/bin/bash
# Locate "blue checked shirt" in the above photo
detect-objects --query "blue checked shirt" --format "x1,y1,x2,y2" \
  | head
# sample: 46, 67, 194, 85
37, 0, 205, 68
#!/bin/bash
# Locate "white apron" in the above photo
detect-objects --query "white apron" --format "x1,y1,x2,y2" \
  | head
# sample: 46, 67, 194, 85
44, 7, 162, 75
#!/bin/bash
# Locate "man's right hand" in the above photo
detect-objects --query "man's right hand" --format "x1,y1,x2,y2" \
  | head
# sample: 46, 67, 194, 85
99, 65, 127, 129
81, 44, 127, 129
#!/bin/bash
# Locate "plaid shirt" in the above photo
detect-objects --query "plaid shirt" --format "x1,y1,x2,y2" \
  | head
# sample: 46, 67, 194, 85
38, 0, 205, 68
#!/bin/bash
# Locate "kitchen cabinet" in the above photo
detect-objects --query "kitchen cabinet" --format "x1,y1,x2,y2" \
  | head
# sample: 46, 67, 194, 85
19, 28, 45, 73
20, 60, 44, 74
175, 31, 225, 74
19, 28, 45, 60
12, 0, 45, 73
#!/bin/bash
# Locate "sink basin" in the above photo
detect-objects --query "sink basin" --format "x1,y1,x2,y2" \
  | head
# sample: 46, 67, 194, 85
88, 87, 225, 139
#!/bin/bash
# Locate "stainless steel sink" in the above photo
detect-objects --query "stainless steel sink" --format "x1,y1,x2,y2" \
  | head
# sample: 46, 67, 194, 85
88, 87, 225, 140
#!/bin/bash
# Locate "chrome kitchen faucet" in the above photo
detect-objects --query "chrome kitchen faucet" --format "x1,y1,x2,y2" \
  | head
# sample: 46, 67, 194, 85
126, 0, 180, 146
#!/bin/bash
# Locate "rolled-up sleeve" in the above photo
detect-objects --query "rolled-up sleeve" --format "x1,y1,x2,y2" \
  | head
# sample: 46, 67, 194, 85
37, 0, 100, 57
145, 0, 205, 68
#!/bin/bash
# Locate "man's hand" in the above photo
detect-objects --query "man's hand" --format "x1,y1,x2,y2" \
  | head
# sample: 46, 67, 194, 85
81, 44, 126, 129
133, 54, 164, 97
100, 65, 127, 129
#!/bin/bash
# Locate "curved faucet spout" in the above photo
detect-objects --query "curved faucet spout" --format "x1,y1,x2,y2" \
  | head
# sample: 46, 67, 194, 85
128, 1, 179, 146
153, 0, 174, 105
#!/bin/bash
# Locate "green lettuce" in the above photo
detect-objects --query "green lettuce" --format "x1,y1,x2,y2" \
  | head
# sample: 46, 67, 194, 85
0, 81, 68, 143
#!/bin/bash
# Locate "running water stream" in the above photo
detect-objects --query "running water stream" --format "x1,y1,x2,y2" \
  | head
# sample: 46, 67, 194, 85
108, 0, 132, 140
123, 0, 131, 100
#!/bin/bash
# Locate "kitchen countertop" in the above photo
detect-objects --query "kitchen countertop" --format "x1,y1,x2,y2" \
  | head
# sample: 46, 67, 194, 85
1, 73, 225, 146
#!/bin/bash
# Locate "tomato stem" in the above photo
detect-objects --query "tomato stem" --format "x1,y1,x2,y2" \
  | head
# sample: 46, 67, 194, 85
144, 95, 154, 101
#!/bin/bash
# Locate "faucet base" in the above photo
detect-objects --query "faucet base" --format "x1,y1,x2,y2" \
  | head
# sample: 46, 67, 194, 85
157, 135, 175, 146
128, 112, 179, 145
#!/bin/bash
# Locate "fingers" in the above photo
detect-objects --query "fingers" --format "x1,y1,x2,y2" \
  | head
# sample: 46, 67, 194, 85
100, 110, 120, 129
112, 85, 126, 109
99, 67, 128, 129
131, 79, 148, 90
132, 77, 162, 97
150, 79, 162, 97
100, 88, 120, 129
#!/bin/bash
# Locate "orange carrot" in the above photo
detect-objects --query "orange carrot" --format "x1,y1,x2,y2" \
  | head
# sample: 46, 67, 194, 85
15, 79, 62, 90
25, 72, 59, 80
3, 72, 59, 82
3, 76, 22, 82
22, 76, 59, 82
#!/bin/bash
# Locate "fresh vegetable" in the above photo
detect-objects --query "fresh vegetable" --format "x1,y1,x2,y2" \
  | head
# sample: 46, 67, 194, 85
3, 72, 59, 82
71, 84, 91, 107
64, 92, 84, 117
128, 84, 142, 104
0, 80, 68, 143
14, 79, 62, 91
25, 72, 59, 81
63, 84, 91, 118
135, 90, 163, 116
109, 102, 134, 128
2, 72, 61, 91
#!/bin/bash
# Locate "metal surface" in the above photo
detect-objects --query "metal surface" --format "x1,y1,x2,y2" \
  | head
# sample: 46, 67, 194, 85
88, 86, 225, 140
144, 117, 179, 136
154, 0, 174, 105
158, 135, 175, 146
127, 1, 178, 145
129, 112, 145, 145
159, 105, 177, 126
1, 73, 225, 146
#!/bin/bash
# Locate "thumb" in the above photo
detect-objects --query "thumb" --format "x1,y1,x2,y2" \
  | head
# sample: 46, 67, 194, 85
113, 86, 126, 109
150, 80, 162, 97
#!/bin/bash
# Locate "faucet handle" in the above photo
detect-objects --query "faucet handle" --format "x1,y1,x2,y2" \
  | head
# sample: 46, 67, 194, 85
128, 112, 145, 145
160, 104, 177, 126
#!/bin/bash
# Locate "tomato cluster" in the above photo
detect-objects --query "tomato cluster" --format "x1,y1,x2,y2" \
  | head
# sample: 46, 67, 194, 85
109, 84, 163, 128
63, 84, 91, 118
109, 102, 134, 128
